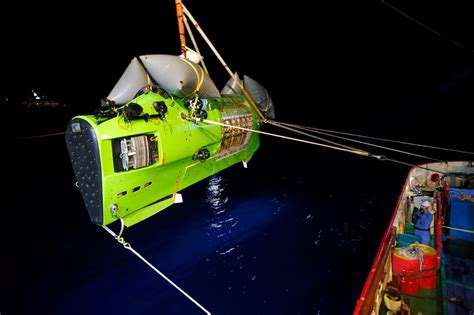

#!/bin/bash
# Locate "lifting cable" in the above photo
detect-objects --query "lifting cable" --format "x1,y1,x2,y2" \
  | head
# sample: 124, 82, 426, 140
178, 4, 472, 165
183, 14, 209, 74
181, 4, 267, 121
102, 218, 212, 315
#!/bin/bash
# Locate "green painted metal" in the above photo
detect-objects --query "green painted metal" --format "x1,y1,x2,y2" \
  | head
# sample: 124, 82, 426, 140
70, 91, 260, 226
440, 264, 449, 314
401, 288, 438, 314
123, 195, 175, 227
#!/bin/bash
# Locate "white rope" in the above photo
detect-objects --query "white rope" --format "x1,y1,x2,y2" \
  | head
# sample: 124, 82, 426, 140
123, 245, 211, 314
270, 120, 444, 162
102, 222, 211, 315
270, 121, 459, 174
271, 121, 474, 155
181, 4, 266, 120
442, 225, 474, 234
267, 120, 361, 152
200, 118, 377, 158
182, 4, 233, 78
183, 14, 209, 74
199, 118, 459, 175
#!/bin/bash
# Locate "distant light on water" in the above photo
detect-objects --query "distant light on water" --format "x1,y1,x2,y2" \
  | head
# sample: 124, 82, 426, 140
32, 89, 40, 100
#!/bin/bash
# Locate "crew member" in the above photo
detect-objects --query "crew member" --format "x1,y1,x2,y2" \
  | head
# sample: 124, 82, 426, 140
412, 200, 433, 245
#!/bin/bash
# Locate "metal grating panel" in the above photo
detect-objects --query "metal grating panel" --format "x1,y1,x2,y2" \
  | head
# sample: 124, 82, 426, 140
217, 100, 253, 160
65, 118, 103, 225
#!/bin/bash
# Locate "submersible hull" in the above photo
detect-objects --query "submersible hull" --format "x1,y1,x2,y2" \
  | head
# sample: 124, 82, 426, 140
66, 91, 260, 226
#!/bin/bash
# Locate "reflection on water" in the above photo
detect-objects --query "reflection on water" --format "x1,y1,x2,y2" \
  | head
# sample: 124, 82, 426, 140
8, 140, 386, 315
202, 174, 291, 299
206, 174, 229, 211
206, 175, 234, 241
311, 218, 372, 250
204, 175, 287, 249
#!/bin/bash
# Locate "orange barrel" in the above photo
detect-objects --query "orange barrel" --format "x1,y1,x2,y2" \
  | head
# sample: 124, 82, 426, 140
392, 247, 420, 295
410, 244, 437, 289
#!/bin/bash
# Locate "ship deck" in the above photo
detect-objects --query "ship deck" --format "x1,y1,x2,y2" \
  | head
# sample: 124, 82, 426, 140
391, 238, 474, 314
444, 238, 474, 314
354, 161, 474, 315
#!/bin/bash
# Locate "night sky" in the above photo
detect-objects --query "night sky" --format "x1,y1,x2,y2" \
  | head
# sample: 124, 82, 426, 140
3, 1, 474, 118
3, 0, 471, 150
2, 1, 474, 314
3, 1, 474, 145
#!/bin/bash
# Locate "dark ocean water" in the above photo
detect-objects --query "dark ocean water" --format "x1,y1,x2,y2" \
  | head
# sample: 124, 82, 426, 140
2, 2, 474, 313
4, 120, 408, 315
3, 66, 474, 315
3, 67, 474, 314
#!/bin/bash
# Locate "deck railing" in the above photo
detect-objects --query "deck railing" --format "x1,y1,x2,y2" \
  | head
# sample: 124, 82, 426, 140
434, 191, 444, 267
353, 226, 397, 314
353, 175, 408, 314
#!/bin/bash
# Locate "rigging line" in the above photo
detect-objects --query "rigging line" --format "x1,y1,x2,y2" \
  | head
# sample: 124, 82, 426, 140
181, 4, 266, 121
270, 121, 457, 174
271, 121, 474, 155
381, 0, 469, 51
266, 121, 363, 152
13, 131, 66, 140
199, 119, 381, 158
200, 118, 454, 175
102, 222, 212, 315
181, 4, 233, 79
183, 14, 209, 74
442, 225, 474, 234
270, 120, 444, 162
383, 157, 450, 175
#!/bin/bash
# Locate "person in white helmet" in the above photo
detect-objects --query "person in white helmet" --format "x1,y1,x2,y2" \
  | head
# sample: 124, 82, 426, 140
412, 200, 433, 245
